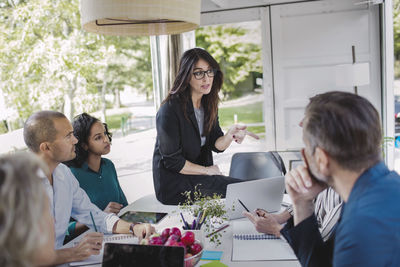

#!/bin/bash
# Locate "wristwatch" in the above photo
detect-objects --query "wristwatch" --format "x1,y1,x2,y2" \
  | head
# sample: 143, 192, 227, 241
129, 222, 141, 233
285, 205, 294, 216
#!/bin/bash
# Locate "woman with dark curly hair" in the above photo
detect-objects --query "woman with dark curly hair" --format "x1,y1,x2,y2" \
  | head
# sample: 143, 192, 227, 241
64, 113, 128, 238
153, 48, 259, 205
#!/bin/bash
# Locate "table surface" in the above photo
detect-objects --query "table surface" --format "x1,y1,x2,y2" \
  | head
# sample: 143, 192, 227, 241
61, 195, 300, 267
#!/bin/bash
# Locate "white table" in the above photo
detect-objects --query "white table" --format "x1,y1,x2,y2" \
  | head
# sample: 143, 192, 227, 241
61, 195, 300, 267
119, 195, 300, 267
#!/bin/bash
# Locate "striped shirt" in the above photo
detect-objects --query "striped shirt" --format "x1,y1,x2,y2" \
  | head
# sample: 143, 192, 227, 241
314, 187, 342, 241
286, 187, 342, 241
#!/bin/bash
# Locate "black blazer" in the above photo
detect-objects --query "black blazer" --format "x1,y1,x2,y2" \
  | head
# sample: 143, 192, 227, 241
152, 96, 225, 204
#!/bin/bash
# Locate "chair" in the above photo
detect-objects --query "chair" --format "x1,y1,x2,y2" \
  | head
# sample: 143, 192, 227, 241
228, 152, 286, 180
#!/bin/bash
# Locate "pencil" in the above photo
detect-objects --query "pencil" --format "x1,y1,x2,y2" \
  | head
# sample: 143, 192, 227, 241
90, 211, 98, 232
237, 198, 250, 212
206, 224, 230, 238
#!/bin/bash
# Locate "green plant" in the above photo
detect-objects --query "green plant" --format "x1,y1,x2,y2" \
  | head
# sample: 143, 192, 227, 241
179, 185, 234, 246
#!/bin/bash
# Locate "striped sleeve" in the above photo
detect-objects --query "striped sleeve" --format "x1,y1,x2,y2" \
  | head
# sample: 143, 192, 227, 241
314, 188, 343, 241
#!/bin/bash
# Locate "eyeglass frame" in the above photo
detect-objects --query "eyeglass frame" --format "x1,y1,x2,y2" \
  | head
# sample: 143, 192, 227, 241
192, 69, 218, 80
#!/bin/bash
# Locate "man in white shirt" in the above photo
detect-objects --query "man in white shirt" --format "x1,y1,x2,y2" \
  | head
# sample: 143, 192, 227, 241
23, 110, 155, 265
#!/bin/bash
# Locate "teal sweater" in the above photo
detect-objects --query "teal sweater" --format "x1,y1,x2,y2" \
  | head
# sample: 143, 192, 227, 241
66, 158, 128, 237
70, 158, 128, 210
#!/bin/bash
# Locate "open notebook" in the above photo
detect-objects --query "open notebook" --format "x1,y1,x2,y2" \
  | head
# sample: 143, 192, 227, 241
69, 234, 138, 266
232, 220, 297, 261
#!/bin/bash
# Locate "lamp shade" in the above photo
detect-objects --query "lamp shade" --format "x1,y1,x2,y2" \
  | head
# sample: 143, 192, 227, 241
81, 0, 201, 36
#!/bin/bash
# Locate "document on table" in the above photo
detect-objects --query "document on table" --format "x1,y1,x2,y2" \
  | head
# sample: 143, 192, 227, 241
68, 234, 138, 266
231, 220, 297, 261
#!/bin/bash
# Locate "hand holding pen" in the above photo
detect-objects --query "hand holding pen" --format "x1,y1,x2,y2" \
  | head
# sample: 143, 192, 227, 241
70, 212, 104, 261
237, 198, 250, 212
238, 200, 284, 237
255, 208, 268, 218
243, 210, 282, 237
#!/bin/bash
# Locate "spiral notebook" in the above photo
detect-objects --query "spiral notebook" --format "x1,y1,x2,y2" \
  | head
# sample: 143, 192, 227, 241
232, 220, 297, 261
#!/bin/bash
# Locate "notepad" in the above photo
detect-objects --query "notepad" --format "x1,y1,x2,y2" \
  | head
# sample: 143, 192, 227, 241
71, 234, 136, 247
69, 234, 138, 266
201, 250, 223, 261
231, 220, 297, 261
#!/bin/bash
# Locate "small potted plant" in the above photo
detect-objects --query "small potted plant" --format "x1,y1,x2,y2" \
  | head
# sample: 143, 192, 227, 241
178, 185, 232, 246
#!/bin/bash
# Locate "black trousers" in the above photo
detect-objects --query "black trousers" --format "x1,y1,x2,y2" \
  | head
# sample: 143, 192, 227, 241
157, 174, 242, 205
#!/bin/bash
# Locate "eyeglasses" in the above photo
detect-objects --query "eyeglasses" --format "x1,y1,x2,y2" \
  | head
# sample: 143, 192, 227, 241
192, 69, 217, 80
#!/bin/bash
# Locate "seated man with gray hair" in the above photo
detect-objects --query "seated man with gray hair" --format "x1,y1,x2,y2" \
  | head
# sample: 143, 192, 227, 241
281, 91, 400, 266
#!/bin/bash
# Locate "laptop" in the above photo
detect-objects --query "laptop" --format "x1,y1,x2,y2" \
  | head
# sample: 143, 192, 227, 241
102, 243, 185, 267
225, 176, 285, 220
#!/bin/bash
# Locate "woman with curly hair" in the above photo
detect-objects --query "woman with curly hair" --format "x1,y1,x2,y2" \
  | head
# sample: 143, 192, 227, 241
65, 113, 127, 238
153, 48, 259, 205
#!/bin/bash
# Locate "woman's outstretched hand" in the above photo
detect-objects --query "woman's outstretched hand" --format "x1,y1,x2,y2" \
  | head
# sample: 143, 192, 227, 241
228, 124, 260, 144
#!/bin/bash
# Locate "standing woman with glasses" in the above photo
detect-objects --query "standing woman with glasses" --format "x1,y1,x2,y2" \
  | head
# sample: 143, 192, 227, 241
153, 48, 259, 205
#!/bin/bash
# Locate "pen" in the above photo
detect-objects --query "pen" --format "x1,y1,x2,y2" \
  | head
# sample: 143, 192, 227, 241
237, 198, 250, 212
206, 224, 230, 238
195, 211, 202, 230
198, 209, 207, 229
90, 211, 98, 232
180, 213, 190, 230
200, 209, 207, 223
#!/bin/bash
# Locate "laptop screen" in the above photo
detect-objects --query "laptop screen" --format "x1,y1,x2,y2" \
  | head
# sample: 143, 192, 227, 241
102, 243, 185, 267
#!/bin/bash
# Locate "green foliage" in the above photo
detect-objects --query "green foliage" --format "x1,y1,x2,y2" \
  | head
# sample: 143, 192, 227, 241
179, 186, 229, 246
196, 24, 262, 99
100, 35, 153, 103
246, 126, 265, 135
0, 120, 7, 134
218, 101, 263, 127
105, 112, 132, 130
395, 60, 400, 79
0, 0, 152, 122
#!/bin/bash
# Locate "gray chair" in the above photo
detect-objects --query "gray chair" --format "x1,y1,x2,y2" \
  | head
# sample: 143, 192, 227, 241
228, 152, 286, 180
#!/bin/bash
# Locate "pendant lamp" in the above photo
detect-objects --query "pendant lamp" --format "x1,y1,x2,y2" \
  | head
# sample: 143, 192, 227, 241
80, 0, 201, 36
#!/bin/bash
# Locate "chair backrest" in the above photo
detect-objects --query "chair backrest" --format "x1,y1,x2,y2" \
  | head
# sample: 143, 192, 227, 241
228, 152, 286, 180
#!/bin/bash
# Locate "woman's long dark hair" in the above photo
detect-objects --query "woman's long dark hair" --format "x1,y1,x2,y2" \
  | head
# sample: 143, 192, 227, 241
162, 48, 222, 136
64, 113, 112, 168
